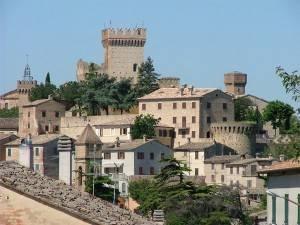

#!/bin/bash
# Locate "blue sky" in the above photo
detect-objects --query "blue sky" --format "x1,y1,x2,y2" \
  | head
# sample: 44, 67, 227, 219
1, 0, 300, 109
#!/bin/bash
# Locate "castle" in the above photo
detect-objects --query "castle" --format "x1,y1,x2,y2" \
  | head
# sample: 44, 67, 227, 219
76, 28, 146, 83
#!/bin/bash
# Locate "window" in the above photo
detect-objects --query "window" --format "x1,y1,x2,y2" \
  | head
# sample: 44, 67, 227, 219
42, 111, 46, 117
55, 125, 59, 132
118, 152, 125, 159
211, 175, 215, 182
120, 128, 127, 135
223, 117, 227, 122
182, 117, 186, 128
192, 131, 196, 138
35, 148, 39, 156
150, 152, 154, 160
211, 163, 215, 170
192, 116, 196, 123
206, 131, 210, 138
35, 164, 39, 171
230, 180, 233, 186
163, 130, 167, 137
137, 152, 144, 160
7, 148, 11, 157
223, 103, 227, 110
173, 103, 177, 109
221, 175, 225, 183
104, 152, 111, 159
28, 123, 30, 129
55, 111, 60, 118
161, 153, 165, 160
122, 183, 126, 193
207, 102, 211, 109
150, 167, 155, 175
5, 103, 8, 109
195, 168, 199, 176
181, 129, 186, 138
221, 163, 225, 170
207, 117, 211, 123
142, 104, 146, 110
230, 167, 233, 174
236, 180, 240, 187
159, 130, 163, 137
28, 112, 30, 117
139, 167, 143, 175
237, 166, 239, 174
158, 103, 162, 110
173, 117, 177, 124
247, 180, 252, 188
184, 151, 187, 157
251, 165, 257, 174
195, 151, 199, 159
133, 63, 138, 72
168, 130, 173, 137
192, 102, 196, 108
182, 102, 186, 109
45, 125, 49, 132
104, 168, 110, 174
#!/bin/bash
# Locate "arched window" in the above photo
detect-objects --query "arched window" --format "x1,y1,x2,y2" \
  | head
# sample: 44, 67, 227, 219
206, 131, 210, 138
133, 63, 138, 72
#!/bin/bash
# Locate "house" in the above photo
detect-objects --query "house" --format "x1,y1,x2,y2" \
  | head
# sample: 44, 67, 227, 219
19, 96, 65, 137
5, 134, 60, 179
0, 133, 18, 161
258, 160, 300, 225
138, 86, 234, 147
0, 118, 18, 135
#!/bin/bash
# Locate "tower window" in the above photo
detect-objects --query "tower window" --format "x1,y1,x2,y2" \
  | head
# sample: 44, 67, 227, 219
42, 111, 46, 117
133, 63, 138, 72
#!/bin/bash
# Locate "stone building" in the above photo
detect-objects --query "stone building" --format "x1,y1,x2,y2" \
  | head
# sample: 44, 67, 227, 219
19, 96, 65, 137
224, 71, 247, 96
0, 118, 18, 135
0, 63, 37, 109
76, 27, 146, 83
138, 85, 234, 147
0, 134, 18, 161
5, 134, 60, 179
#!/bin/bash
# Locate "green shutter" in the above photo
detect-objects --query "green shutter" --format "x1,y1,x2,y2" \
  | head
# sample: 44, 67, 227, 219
272, 196, 276, 224
284, 194, 288, 225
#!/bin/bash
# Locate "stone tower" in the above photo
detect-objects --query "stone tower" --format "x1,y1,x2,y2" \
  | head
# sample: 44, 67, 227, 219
76, 27, 146, 83
102, 28, 146, 83
224, 71, 247, 96
17, 63, 37, 108
74, 124, 102, 191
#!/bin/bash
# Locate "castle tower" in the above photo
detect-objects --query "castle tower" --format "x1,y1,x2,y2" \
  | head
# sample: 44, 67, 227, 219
17, 63, 37, 108
75, 124, 102, 191
224, 71, 247, 96
102, 28, 146, 83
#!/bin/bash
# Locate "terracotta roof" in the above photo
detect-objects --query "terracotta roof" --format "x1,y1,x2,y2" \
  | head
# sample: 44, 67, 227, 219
258, 160, 300, 174
5, 134, 60, 146
0, 118, 18, 130
228, 157, 273, 166
175, 140, 215, 151
204, 155, 240, 164
0, 133, 17, 141
76, 124, 102, 145
0, 89, 18, 98
23, 98, 64, 107
94, 115, 136, 127
138, 87, 218, 100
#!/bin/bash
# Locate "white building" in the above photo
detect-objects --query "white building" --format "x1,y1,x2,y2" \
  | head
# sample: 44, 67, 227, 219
258, 160, 300, 225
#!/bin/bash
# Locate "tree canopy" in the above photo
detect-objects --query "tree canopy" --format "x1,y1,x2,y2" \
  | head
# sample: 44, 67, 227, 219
0, 107, 19, 118
263, 100, 295, 136
30, 73, 57, 101
130, 114, 160, 139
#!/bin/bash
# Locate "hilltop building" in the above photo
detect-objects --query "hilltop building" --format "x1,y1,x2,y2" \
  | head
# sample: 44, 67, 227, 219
76, 27, 146, 83
0, 63, 37, 109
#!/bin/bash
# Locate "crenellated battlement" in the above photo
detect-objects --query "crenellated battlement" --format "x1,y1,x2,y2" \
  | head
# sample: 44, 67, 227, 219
211, 122, 257, 135
102, 28, 146, 47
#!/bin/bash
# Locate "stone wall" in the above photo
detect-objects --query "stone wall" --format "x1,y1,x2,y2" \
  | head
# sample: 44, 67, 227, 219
0, 161, 154, 225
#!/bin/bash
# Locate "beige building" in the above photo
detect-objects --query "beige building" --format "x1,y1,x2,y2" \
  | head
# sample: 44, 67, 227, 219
0, 134, 18, 161
0, 64, 37, 110
138, 86, 234, 147
77, 28, 146, 83
19, 97, 65, 137
5, 134, 60, 179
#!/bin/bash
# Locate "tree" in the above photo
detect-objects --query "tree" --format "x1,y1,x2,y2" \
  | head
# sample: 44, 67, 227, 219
130, 114, 160, 139
111, 79, 136, 114
54, 81, 82, 110
30, 73, 57, 101
0, 107, 19, 118
276, 67, 300, 102
45, 72, 51, 85
135, 57, 160, 98
263, 100, 294, 136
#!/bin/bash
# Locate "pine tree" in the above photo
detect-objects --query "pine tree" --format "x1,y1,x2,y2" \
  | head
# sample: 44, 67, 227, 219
45, 72, 51, 85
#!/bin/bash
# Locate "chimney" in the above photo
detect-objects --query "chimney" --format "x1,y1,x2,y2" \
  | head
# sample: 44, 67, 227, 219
180, 87, 184, 96
268, 154, 273, 159
115, 137, 120, 147
188, 85, 194, 95
143, 135, 147, 143
279, 154, 285, 162
240, 154, 246, 160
